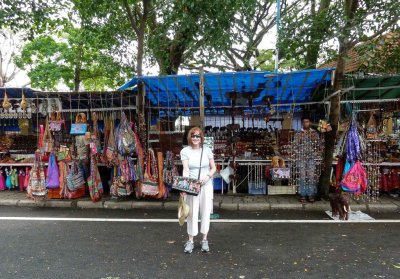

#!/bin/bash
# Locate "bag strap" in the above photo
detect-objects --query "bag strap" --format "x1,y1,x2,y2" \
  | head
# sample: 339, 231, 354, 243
198, 146, 204, 180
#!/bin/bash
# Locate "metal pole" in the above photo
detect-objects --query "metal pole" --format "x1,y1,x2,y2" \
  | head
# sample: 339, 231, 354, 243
199, 66, 205, 129
274, 0, 281, 72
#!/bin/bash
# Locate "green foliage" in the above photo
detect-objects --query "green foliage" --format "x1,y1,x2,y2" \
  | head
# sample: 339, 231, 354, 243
278, 0, 400, 71
0, 0, 68, 39
15, 24, 131, 91
148, 0, 243, 74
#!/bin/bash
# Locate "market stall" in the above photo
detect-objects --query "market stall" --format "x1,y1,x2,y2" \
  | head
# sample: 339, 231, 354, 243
120, 69, 334, 195
0, 87, 152, 201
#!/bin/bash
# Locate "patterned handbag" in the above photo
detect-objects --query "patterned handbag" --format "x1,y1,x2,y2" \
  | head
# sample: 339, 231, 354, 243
141, 148, 159, 197
42, 117, 54, 153
110, 166, 133, 198
172, 147, 203, 196
162, 151, 177, 198
88, 155, 103, 202
115, 113, 136, 156
28, 152, 47, 198
105, 118, 117, 165
49, 111, 63, 131
66, 161, 85, 191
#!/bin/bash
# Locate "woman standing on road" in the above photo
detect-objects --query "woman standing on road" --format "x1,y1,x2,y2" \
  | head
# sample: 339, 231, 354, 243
180, 127, 216, 253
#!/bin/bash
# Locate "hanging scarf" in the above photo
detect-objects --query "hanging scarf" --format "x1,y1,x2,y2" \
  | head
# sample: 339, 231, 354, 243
346, 119, 361, 163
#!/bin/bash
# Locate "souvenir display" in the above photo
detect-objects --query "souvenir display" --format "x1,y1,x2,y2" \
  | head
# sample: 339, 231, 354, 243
289, 129, 324, 196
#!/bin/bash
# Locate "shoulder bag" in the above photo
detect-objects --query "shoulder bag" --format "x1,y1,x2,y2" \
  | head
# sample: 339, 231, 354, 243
172, 147, 204, 196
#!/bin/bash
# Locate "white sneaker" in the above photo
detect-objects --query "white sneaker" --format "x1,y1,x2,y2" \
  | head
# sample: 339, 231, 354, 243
200, 240, 209, 252
184, 241, 194, 253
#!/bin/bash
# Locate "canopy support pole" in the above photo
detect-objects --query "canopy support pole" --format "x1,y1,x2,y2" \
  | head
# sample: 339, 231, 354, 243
199, 67, 205, 129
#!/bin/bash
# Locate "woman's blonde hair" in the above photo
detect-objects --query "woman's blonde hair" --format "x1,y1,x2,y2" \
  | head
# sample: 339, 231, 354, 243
187, 127, 204, 147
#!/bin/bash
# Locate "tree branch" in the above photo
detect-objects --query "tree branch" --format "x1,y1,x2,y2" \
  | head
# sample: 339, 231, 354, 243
122, 0, 139, 35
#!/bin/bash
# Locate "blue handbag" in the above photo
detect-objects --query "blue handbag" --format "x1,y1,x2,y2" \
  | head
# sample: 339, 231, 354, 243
70, 124, 88, 135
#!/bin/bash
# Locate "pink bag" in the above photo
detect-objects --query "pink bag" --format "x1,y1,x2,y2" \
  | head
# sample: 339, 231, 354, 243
19, 169, 26, 191
24, 167, 31, 189
46, 153, 60, 189
341, 161, 367, 195
0, 170, 5, 191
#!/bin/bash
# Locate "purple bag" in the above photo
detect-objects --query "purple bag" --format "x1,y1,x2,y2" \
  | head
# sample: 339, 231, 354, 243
46, 153, 60, 189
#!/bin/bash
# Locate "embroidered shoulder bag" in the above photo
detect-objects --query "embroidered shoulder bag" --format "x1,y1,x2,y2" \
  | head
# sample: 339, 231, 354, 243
172, 147, 203, 196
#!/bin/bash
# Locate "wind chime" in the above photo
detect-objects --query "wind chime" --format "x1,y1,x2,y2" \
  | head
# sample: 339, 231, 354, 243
289, 125, 325, 192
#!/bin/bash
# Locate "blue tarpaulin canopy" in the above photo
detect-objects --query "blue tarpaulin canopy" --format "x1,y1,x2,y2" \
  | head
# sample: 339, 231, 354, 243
119, 69, 333, 108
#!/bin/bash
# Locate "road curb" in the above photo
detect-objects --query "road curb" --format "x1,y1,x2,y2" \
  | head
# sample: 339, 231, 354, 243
0, 199, 19, 206
131, 201, 163, 209
238, 203, 270, 211
270, 203, 304, 210
366, 203, 399, 213
220, 203, 239, 210
77, 200, 105, 209
104, 201, 133, 210
0, 197, 399, 212
163, 202, 178, 210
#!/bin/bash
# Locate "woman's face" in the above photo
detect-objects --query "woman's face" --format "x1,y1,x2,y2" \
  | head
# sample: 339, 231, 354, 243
190, 131, 202, 146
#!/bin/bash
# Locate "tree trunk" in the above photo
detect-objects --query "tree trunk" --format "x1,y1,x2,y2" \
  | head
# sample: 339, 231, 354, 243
319, 0, 358, 198
319, 42, 346, 198
74, 65, 81, 92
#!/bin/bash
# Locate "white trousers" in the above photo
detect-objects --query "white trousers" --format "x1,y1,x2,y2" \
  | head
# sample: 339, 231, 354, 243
185, 183, 213, 237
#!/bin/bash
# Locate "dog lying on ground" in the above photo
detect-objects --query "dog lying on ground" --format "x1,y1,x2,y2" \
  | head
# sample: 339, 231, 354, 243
329, 185, 350, 220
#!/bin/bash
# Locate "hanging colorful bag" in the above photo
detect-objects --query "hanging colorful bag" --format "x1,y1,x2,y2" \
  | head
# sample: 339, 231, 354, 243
5, 169, 12, 190
110, 166, 133, 198
70, 113, 88, 135
341, 161, 367, 194
46, 153, 60, 189
0, 170, 6, 191
49, 111, 63, 131
163, 151, 178, 193
11, 168, 18, 189
141, 148, 160, 197
28, 152, 47, 198
156, 151, 166, 199
115, 113, 136, 156
18, 169, 26, 191
66, 161, 85, 191
88, 155, 103, 202
57, 145, 72, 161
42, 117, 54, 153
24, 167, 31, 191
105, 118, 117, 164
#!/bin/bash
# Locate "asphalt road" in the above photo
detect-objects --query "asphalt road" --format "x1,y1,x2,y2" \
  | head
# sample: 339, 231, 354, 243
0, 207, 399, 279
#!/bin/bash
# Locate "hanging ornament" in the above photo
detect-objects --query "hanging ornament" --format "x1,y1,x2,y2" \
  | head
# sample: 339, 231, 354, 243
20, 93, 28, 111
2, 93, 12, 111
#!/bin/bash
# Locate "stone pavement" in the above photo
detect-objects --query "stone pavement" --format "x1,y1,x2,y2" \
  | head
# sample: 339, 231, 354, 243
0, 191, 399, 212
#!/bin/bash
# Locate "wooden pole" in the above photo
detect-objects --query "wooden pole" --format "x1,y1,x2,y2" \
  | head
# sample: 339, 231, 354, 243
199, 67, 205, 129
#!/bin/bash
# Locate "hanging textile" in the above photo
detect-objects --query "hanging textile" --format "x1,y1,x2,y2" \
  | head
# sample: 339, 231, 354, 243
163, 151, 178, 198
46, 153, 60, 189
27, 152, 47, 198
88, 155, 103, 202
346, 119, 361, 164
115, 112, 136, 156
141, 148, 160, 197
